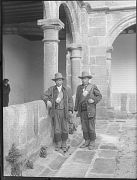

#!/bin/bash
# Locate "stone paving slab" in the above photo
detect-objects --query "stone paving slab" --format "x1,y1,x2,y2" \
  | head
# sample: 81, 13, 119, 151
72, 150, 95, 164
90, 158, 116, 174
100, 143, 118, 150
38, 167, 52, 177
49, 154, 67, 170
39, 168, 57, 177
22, 164, 45, 177
70, 136, 83, 147
98, 149, 118, 158
34, 151, 58, 167
55, 162, 90, 177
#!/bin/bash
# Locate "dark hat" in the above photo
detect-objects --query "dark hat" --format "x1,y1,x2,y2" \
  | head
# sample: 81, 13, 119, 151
78, 71, 93, 79
52, 72, 65, 81
3, 79, 9, 83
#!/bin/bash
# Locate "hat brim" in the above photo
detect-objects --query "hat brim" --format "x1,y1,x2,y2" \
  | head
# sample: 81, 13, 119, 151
52, 77, 65, 81
78, 76, 92, 79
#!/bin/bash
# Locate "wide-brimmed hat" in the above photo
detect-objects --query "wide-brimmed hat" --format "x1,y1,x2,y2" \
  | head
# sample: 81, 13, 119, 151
78, 71, 93, 79
3, 79, 9, 83
52, 72, 65, 81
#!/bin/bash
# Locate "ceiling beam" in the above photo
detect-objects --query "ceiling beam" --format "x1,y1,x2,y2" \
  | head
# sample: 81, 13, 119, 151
3, 22, 66, 41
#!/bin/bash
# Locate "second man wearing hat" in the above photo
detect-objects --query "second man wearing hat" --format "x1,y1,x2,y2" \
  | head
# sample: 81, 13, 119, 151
74, 71, 102, 150
42, 72, 73, 152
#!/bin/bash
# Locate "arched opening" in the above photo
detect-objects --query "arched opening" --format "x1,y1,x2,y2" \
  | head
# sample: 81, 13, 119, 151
58, 3, 73, 87
2, 1, 44, 105
111, 24, 136, 114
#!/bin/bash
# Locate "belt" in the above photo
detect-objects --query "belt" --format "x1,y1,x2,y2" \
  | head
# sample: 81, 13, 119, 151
55, 108, 64, 110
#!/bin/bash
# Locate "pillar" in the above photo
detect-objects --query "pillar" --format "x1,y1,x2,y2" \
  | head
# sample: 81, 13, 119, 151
68, 44, 82, 95
106, 46, 113, 108
37, 18, 64, 91
66, 50, 71, 89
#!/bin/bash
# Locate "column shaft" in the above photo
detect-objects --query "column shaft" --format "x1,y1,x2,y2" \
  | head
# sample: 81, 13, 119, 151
68, 45, 82, 95
106, 47, 113, 108
38, 18, 64, 91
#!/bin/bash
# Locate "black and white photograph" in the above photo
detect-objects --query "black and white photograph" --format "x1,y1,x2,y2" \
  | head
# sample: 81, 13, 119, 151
1, 0, 136, 178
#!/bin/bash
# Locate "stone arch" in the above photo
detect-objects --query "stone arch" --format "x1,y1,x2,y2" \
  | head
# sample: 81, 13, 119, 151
43, 1, 80, 43
58, 1, 80, 44
43, 1, 58, 18
106, 12, 136, 109
107, 12, 136, 47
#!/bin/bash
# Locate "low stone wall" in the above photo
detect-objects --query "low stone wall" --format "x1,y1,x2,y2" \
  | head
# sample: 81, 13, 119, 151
3, 100, 53, 162
112, 93, 136, 113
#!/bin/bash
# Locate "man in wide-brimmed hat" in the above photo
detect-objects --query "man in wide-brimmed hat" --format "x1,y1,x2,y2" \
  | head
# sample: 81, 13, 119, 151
42, 72, 73, 152
3, 78, 10, 107
74, 71, 102, 150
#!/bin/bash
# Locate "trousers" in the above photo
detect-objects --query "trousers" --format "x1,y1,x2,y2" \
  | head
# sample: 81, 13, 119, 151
80, 111, 96, 141
53, 109, 68, 144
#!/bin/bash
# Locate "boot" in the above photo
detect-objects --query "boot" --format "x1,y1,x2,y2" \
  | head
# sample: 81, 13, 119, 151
80, 140, 90, 148
88, 140, 95, 150
61, 141, 68, 153
55, 142, 61, 151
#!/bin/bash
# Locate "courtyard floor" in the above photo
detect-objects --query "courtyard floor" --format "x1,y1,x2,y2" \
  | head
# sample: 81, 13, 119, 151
5, 116, 137, 178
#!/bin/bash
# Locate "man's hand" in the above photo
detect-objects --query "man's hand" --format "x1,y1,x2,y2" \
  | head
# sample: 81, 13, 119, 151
47, 100, 52, 108
68, 111, 73, 118
56, 97, 61, 103
69, 111, 73, 114
88, 98, 94, 103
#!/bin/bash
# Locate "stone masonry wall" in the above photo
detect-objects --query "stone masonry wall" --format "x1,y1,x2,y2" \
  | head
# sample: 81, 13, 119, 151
87, 11, 107, 107
3, 100, 53, 170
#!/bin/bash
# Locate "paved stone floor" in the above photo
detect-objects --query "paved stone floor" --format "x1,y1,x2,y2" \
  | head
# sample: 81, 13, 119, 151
5, 116, 137, 178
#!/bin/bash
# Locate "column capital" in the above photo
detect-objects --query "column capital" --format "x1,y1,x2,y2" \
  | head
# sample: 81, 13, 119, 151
67, 44, 82, 59
37, 18, 64, 31
67, 43, 82, 51
37, 18, 64, 42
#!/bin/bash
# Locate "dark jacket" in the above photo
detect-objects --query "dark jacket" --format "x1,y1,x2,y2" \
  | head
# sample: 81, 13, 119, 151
42, 85, 74, 120
3, 84, 10, 107
74, 83, 102, 117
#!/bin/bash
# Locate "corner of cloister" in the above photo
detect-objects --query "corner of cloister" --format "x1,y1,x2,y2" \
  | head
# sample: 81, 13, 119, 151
2, 1, 136, 177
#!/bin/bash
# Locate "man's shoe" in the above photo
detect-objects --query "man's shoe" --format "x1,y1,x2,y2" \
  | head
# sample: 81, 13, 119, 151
80, 140, 90, 148
88, 141, 95, 150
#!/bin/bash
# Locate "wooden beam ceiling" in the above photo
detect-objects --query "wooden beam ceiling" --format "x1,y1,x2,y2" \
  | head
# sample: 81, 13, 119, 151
2, 1, 67, 41
2, 1, 43, 24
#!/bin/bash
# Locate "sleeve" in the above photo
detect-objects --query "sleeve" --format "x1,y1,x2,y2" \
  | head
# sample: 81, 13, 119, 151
3, 85, 10, 95
8, 85, 10, 93
74, 86, 80, 111
67, 87, 74, 112
41, 87, 53, 105
92, 85, 102, 104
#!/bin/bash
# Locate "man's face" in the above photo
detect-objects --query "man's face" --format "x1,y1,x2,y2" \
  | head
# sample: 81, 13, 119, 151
4, 80, 9, 86
81, 77, 89, 86
55, 79, 63, 87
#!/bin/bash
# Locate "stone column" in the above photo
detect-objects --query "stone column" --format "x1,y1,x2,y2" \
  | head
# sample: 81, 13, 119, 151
66, 50, 71, 89
106, 46, 113, 108
37, 18, 64, 91
68, 44, 82, 95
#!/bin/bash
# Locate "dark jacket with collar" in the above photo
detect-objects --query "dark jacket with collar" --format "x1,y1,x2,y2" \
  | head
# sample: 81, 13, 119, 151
42, 85, 73, 120
74, 83, 102, 118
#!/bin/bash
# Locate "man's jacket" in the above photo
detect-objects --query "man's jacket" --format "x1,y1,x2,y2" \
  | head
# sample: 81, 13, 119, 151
74, 83, 102, 118
42, 85, 73, 120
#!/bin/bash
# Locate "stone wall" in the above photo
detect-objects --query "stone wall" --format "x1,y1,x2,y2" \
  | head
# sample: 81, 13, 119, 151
87, 11, 107, 107
112, 93, 136, 113
3, 100, 53, 170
